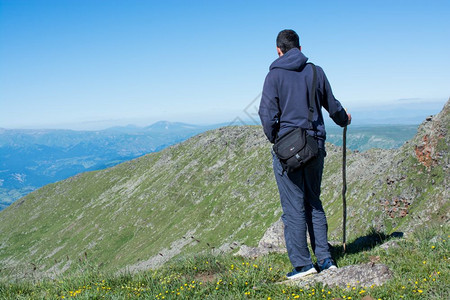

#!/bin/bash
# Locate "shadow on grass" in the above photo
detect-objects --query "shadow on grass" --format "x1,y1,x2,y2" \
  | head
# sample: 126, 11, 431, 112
330, 228, 404, 261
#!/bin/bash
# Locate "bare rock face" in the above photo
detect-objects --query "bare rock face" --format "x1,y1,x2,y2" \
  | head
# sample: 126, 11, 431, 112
413, 98, 449, 168
280, 263, 393, 289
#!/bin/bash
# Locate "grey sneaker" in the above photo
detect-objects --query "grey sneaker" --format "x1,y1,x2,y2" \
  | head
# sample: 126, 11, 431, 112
318, 258, 337, 271
286, 264, 318, 279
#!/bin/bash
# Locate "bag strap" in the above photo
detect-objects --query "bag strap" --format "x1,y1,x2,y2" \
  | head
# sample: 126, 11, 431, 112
274, 62, 317, 141
306, 63, 317, 128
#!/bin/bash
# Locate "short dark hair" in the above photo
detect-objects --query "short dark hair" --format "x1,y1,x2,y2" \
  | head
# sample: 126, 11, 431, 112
276, 29, 300, 54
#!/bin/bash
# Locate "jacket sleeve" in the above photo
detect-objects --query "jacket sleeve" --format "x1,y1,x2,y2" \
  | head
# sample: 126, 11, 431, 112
258, 72, 280, 143
319, 68, 349, 127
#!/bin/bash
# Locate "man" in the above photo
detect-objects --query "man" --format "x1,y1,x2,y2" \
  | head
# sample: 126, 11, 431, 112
258, 29, 351, 279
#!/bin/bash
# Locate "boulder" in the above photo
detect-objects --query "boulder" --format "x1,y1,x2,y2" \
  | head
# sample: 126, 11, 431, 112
279, 263, 393, 289
236, 218, 286, 258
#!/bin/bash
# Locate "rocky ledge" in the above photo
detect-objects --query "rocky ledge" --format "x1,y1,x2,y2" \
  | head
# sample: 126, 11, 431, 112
279, 263, 393, 289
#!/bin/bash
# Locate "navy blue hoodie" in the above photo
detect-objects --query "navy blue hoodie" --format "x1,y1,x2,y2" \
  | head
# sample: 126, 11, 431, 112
258, 48, 348, 148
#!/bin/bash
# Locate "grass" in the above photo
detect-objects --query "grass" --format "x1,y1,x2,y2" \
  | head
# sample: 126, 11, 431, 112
0, 127, 281, 276
1, 224, 448, 299
0, 122, 447, 295
1, 125, 446, 278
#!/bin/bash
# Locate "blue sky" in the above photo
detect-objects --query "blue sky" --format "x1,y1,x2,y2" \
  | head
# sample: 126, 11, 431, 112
0, 0, 449, 129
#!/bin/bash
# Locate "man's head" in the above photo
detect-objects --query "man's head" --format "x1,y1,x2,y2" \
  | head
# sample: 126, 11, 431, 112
276, 29, 301, 56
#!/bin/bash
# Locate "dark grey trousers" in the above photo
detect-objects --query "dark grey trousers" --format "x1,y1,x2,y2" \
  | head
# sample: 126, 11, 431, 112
272, 150, 331, 268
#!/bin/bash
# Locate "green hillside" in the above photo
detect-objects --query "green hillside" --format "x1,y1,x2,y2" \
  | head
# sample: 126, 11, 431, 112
1, 224, 449, 299
0, 126, 281, 278
0, 100, 448, 279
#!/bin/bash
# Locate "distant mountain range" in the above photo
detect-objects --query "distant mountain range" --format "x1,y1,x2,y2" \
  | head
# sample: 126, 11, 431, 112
0, 121, 223, 210
326, 124, 418, 152
0, 121, 419, 211
0, 100, 447, 279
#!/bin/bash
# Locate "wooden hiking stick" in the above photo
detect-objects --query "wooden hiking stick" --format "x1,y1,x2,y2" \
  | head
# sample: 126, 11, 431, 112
342, 126, 347, 253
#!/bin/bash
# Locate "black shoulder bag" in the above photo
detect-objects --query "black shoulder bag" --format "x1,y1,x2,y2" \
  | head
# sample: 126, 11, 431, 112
272, 63, 319, 173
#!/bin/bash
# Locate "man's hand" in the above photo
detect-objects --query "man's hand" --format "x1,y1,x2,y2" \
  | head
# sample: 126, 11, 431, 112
345, 108, 352, 125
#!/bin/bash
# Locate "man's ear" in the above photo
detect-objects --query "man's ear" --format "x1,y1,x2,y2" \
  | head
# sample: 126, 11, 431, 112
299, 46, 302, 51
276, 47, 283, 57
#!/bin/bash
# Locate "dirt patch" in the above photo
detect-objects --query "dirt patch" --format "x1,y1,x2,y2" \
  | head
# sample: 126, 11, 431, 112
194, 271, 218, 283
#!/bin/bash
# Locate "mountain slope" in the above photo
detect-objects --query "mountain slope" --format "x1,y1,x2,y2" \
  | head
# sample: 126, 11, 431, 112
325, 98, 449, 237
0, 122, 419, 210
0, 126, 280, 278
0, 122, 221, 209
0, 100, 448, 279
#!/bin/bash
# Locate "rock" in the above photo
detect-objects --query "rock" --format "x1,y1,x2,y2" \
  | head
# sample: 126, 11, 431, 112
279, 263, 393, 289
235, 245, 267, 258
258, 218, 285, 249
380, 240, 400, 250
236, 218, 286, 258
429, 236, 442, 243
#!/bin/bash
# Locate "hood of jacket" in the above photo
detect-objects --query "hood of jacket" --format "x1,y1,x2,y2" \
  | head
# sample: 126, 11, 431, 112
269, 48, 308, 71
